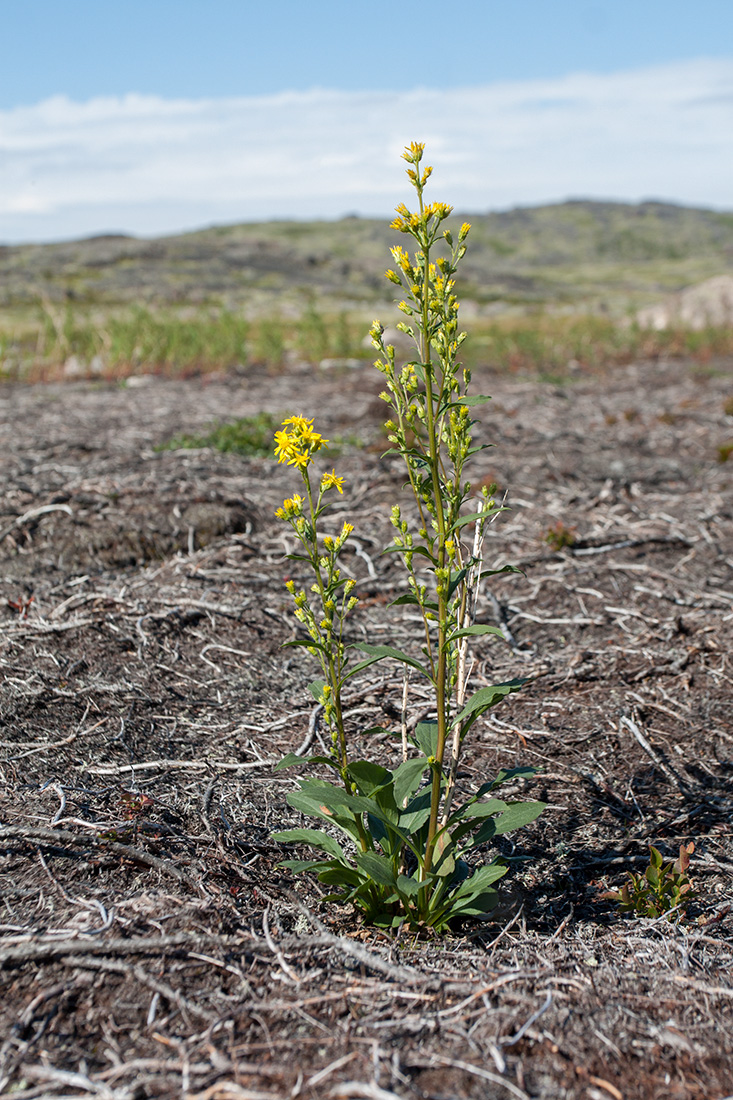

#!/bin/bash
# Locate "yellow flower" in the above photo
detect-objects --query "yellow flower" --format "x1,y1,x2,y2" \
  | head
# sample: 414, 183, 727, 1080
289, 449, 310, 469
281, 414, 311, 433
321, 469, 344, 494
277, 493, 304, 519
274, 428, 304, 465
300, 424, 327, 451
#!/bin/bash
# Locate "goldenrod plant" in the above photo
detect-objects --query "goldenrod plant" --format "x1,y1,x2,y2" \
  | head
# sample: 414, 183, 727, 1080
272, 144, 544, 931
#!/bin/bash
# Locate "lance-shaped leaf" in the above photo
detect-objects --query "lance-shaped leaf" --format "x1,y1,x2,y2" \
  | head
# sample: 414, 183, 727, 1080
447, 624, 505, 644
453, 679, 527, 731
356, 643, 432, 681
356, 850, 396, 887
392, 756, 429, 808
272, 828, 347, 862
493, 800, 546, 835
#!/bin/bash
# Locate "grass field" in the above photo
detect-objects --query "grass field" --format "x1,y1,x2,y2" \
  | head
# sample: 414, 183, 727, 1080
2, 302, 733, 382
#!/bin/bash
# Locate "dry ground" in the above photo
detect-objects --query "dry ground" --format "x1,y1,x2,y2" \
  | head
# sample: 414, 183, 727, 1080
1, 355, 732, 1100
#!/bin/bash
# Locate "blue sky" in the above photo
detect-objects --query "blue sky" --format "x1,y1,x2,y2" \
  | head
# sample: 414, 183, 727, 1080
2, 1, 733, 241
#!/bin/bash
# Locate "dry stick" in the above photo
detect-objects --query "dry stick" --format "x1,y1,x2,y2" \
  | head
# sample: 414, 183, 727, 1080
427, 1056, 530, 1100
571, 535, 691, 557
0, 932, 250, 968
262, 908, 300, 985
295, 703, 323, 757
85, 758, 273, 776
501, 988, 553, 1047
0, 503, 73, 544
619, 715, 690, 793
0, 824, 207, 896
330, 1083, 404, 1100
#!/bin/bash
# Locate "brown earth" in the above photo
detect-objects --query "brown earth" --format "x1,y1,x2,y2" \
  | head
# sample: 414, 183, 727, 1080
1, 355, 732, 1100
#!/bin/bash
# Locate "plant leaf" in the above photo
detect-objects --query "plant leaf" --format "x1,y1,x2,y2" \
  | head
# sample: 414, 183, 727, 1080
272, 828, 347, 861
447, 624, 505, 643
453, 680, 527, 728
308, 679, 326, 701
451, 861, 508, 901
392, 757, 429, 807
451, 798, 508, 822
492, 800, 546, 834
356, 851, 396, 887
348, 760, 392, 795
413, 721, 439, 758
356, 643, 431, 680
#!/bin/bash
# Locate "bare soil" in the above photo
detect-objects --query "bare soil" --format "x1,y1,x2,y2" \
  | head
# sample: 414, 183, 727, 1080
1, 356, 732, 1100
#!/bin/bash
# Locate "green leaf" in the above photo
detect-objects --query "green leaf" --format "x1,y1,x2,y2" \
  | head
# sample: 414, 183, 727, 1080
447, 624, 505, 643
399, 788, 432, 835
451, 861, 507, 901
286, 784, 362, 842
492, 800, 546, 835
308, 679, 326, 701
452, 798, 508, 822
448, 889, 501, 918
355, 643, 431, 680
455, 395, 492, 407
478, 766, 539, 794
480, 564, 524, 578
342, 655, 383, 680
278, 858, 333, 874
272, 828, 347, 861
393, 757, 429, 807
389, 593, 439, 611
348, 760, 392, 796
395, 873, 422, 899
275, 753, 308, 771
356, 850, 396, 887
432, 830, 456, 878
453, 680, 527, 728
413, 721, 439, 758
455, 817, 499, 851
449, 511, 493, 533
446, 567, 469, 601
382, 542, 435, 559
317, 865, 362, 887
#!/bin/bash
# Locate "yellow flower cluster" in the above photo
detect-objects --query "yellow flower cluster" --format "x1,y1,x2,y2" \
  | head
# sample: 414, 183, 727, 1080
274, 415, 328, 469
321, 469, 344, 494
274, 494, 304, 520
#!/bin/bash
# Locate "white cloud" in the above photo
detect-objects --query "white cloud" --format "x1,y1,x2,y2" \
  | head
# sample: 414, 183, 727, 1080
1, 58, 732, 242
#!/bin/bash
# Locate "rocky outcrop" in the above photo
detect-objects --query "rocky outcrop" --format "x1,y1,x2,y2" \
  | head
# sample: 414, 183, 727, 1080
638, 274, 733, 330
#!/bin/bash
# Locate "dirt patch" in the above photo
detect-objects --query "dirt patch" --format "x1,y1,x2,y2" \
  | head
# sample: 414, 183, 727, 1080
1, 357, 732, 1099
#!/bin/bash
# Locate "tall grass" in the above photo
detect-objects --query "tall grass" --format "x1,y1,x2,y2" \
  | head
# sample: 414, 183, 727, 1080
462, 314, 733, 376
1, 300, 731, 381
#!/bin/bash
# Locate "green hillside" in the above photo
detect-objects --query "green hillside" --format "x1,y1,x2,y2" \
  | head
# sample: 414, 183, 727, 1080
2, 200, 732, 315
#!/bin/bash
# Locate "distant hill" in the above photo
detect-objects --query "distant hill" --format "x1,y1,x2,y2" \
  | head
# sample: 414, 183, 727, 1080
2, 200, 732, 314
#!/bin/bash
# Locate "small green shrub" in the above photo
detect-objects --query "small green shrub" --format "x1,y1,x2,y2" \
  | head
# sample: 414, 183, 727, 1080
545, 521, 576, 550
602, 843, 696, 921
